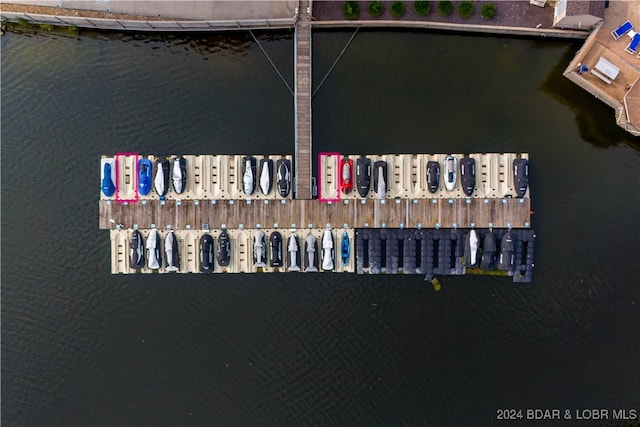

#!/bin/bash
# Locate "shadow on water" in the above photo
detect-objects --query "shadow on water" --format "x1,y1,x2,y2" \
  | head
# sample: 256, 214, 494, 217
540, 45, 640, 150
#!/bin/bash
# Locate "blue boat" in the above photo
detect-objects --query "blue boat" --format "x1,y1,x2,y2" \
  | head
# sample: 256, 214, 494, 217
101, 162, 116, 197
341, 231, 350, 267
138, 158, 152, 196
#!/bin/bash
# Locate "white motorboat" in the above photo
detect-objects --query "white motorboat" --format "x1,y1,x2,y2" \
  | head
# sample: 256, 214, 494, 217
444, 155, 457, 191
322, 229, 334, 271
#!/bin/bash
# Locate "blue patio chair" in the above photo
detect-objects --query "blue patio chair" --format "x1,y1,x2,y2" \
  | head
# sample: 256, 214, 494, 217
625, 33, 640, 55
611, 20, 632, 39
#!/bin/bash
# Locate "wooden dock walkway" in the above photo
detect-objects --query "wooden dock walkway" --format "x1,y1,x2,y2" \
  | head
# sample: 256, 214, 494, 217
294, 0, 312, 199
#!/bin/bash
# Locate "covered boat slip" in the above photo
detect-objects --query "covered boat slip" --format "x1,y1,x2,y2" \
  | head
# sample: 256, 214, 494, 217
110, 227, 355, 274
100, 154, 293, 201
319, 153, 530, 201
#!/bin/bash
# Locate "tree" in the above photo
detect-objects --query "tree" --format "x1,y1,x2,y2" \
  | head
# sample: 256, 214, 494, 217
368, 1, 384, 17
391, 1, 406, 18
437, 0, 452, 16
481, 2, 497, 19
343, 1, 359, 19
458, 1, 474, 18
414, 1, 432, 16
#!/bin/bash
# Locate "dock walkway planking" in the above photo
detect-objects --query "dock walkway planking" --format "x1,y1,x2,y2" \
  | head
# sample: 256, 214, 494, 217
294, 15, 312, 199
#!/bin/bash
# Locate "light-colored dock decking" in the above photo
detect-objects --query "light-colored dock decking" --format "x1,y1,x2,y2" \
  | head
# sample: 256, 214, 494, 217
294, 3, 312, 199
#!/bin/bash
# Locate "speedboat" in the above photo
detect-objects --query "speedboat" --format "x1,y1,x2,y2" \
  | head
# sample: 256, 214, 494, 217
138, 158, 152, 196
253, 230, 266, 267
276, 159, 291, 197
426, 160, 440, 194
154, 158, 170, 197
242, 155, 256, 196
460, 157, 475, 197
269, 231, 283, 267
130, 229, 145, 269
341, 231, 350, 268
304, 234, 318, 272
498, 231, 515, 271
287, 234, 301, 271
199, 233, 215, 273
340, 157, 353, 194
373, 160, 387, 199
480, 231, 496, 270
513, 158, 529, 198
217, 229, 231, 267
172, 156, 187, 194
146, 229, 162, 270
444, 155, 457, 191
356, 157, 371, 197
101, 159, 116, 197
164, 231, 180, 272
259, 158, 273, 195
322, 229, 334, 271
466, 229, 479, 267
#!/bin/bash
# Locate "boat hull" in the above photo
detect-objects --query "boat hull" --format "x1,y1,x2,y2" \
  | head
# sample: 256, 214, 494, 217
356, 157, 371, 198
341, 231, 350, 268
146, 230, 162, 270
259, 159, 273, 195
164, 231, 180, 272
276, 159, 291, 198
304, 234, 318, 272
154, 159, 170, 197
426, 160, 440, 194
217, 230, 231, 267
287, 234, 301, 271
269, 232, 283, 267
138, 158, 152, 196
460, 157, 476, 197
171, 156, 187, 194
444, 155, 457, 192
199, 234, 215, 273
130, 230, 145, 269
253, 230, 266, 267
340, 158, 353, 194
242, 155, 257, 196
101, 158, 116, 197
373, 160, 387, 199
498, 231, 515, 271
513, 158, 529, 198
322, 229, 334, 271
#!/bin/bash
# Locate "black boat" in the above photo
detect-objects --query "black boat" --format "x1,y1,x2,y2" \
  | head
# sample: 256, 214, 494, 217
199, 234, 215, 273
146, 229, 162, 270
480, 231, 497, 270
171, 156, 187, 194
217, 229, 231, 267
304, 234, 319, 272
356, 157, 371, 198
253, 230, 266, 267
460, 157, 476, 197
498, 231, 515, 271
129, 230, 145, 269
154, 158, 170, 197
164, 231, 180, 272
269, 232, 283, 267
276, 159, 291, 197
242, 155, 257, 196
259, 158, 274, 195
287, 234, 301, 271
426, 160, 440, 193
513, 158, 529, 198
373, 160, 387, 199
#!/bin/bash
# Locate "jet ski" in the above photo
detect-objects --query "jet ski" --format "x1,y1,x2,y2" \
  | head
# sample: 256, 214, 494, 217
138, 158, 152, 196
443, 155, 457, 191
146, 229, 162, 270
164, 231, 180, 272
373, 160, 387, 199
253, 230, 266, 268
480, 231, 497, 270
287, 234, 301, 271
269, 232, 283, 267
513, 158, 529, 198
341, 231, 350, 268
304, 234, 318, 272
356, 157, 371, 198
129, 229, 145, 269
340, 157, 353, 194
322, 229, 334, 271
172, 156, 187, 194
259, 158, 274, 195
276, 159, 291, 197
426, 160, 440, 194
498, 231, 515, 271
465, 229, 479, 267
199, 233, 215, 273
101, 161, 116, 197
242, 155, 256, 196
460, 157, 475, 197
217, 229, 231, 267
154, 158, 170, 197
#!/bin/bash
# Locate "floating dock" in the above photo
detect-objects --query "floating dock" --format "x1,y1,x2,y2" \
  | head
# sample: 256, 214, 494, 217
100, 152, 535, 282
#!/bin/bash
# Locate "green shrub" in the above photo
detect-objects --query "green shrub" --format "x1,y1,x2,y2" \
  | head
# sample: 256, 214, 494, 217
437, 0, 452, 16
391, 1, 406, 18
368, 1, 384, 17
414, 0, 432, 15
39, 23, 54, 31
16, 17, 28, 27
458, 1, 474, 18
481, 2, 497, 19
343, 1, 359, 19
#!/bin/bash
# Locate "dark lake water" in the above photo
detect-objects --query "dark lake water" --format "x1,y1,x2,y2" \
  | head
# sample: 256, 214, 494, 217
2, 28, 639, 426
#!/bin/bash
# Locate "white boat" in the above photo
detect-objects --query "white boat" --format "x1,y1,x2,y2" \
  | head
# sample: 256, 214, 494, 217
146, 230, 161, 270
253, 230, 266, 267
243, 158, 254, 195
469, 229, 479, 266
305, 234, 318, 272
287, 234, 301, 271
165, 231, 180, 272
171, 156, 186, 194
374, 161, 387, 199
322, 229, 334, 271
259, 159, 273, 195
444, 155, 457, 191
